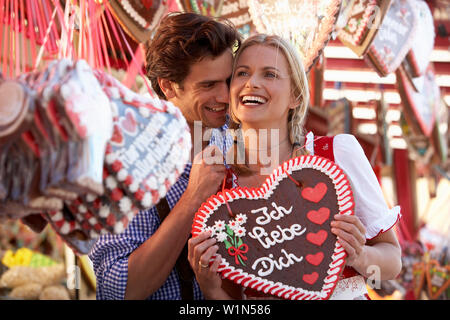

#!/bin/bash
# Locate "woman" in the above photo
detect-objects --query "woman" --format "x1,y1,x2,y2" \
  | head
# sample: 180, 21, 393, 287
188, 34, 402, 300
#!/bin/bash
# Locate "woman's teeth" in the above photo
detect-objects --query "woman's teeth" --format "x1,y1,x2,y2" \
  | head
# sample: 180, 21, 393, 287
241, 95, 267, 105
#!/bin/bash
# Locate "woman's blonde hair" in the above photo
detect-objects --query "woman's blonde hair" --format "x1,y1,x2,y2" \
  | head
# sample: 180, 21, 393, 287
229, 34, 310, 175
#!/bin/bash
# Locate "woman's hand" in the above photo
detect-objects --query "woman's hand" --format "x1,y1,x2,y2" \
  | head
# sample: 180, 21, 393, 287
188, 231, 231, 299
330, 214, 367, 269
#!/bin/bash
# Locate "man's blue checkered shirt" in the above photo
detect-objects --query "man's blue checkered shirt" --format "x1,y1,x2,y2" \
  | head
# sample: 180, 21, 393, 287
89, 126, 232, 300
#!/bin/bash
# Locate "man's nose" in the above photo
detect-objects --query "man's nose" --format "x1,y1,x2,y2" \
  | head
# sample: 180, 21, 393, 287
215, 82, 229, 103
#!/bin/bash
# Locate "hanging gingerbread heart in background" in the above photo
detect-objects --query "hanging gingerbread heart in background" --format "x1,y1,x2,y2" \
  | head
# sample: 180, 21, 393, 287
0, 59, 192, 254
403, 0, 435, 78
412, 261, 426, 299
247, 0, 342, 72
177, 0, 224, 17
95, 70, 191, 211
107, 0, 170, 43
426, 260, 450, 300
192, 155, 355, 300
219, 0, 257, 39
336, 0, 390, 56
365, 0, 417, 77
396, 65, 440, 137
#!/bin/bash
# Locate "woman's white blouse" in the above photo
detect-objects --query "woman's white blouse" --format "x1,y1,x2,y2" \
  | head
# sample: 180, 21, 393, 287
307, 133, 401, 240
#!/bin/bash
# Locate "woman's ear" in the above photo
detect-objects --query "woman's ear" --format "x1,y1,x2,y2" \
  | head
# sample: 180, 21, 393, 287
289, 94, 301, 110
157, 78, 176, 100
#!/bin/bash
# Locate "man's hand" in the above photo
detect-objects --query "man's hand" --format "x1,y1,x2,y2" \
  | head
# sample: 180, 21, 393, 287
184, 145, 226, 205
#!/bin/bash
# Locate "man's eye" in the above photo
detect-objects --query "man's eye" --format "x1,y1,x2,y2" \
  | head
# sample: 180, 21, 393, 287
203, 82, 215, 88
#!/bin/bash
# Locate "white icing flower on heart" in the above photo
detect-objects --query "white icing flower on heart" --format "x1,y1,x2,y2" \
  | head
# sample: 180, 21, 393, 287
214, 220, 226, 232
99, 205, 110, 218
129, 180, 139, 193
228, 220, 239, 231
86, 193, 97, 202
216, 232, 227, 242
204, 226, 216, 237
105, 152, 118, 164
235, 214, 247, 225
119, 197, 132, 213
117, 169, 128, 181
142, 192, 153, 208
114, 221, 124, 234
234, 226, 246, 238
105, 176, 117, 190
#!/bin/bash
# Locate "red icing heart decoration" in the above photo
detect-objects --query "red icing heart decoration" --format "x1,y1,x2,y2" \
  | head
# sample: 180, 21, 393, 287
110, 124, 124, 146
120, 109, 138, 136
141, 0, 153, 9
306, 252, 324, 266
192, 155, 355, 300
307, 207, 330, 225
301, 182, 327, 203
303, 272, 319, 285
307, 230, 328, 246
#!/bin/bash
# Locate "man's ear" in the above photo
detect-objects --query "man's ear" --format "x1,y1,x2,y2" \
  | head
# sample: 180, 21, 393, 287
157, 78, 176, 100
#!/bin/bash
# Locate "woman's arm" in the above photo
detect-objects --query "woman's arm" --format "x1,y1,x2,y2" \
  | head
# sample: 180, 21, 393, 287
331, 214, 402, 280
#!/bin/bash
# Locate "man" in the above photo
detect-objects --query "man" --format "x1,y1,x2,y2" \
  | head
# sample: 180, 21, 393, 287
89, 12, 241, 300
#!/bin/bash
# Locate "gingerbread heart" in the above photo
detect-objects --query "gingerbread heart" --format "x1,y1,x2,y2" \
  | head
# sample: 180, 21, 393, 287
404, 0, 435, 77
248, 0, 342, 72
366, 0, 417, 77
95, 71, 191, 211
426, 260, 450, 300
219, 0, 257, 38
396, 65, 440, 137
192, 155, 355, 300
337, 0, 381, 47
178, 0, 224, 17
107, 0, 169, 43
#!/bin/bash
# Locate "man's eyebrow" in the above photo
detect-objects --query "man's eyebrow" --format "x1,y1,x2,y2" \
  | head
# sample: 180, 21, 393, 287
194, 80, 219, 86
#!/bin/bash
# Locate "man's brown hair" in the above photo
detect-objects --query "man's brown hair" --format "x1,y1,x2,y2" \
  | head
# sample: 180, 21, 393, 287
145, 12, 241, 99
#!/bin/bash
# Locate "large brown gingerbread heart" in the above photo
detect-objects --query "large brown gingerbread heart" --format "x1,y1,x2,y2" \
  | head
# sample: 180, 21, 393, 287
192, 155, 355, 300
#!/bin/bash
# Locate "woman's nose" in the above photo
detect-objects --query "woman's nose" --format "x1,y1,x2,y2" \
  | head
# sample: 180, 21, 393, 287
245, 75, 260, 88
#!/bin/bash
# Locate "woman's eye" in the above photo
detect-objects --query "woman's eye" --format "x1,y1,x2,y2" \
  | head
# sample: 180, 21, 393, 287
236, 71, 248, 77
265, 72, 277, 78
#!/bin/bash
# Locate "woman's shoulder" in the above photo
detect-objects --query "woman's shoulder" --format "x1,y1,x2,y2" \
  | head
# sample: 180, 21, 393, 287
332, 134, 366, 161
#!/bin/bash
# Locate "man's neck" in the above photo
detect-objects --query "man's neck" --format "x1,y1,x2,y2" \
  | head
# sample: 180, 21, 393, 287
189, 122, 212, 162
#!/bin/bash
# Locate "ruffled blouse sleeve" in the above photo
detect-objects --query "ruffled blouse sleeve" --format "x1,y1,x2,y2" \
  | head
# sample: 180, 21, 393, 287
332, 134, 401, 240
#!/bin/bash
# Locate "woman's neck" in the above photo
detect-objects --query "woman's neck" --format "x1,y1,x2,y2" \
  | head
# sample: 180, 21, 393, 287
236, 126, 293, 176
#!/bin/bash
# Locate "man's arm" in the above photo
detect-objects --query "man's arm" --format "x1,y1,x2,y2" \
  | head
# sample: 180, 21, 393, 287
124, 146, 226, 299
124, 191, 203, 299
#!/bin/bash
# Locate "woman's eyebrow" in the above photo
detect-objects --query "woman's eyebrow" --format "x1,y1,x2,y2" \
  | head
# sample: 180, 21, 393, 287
235, 65, 281, 72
